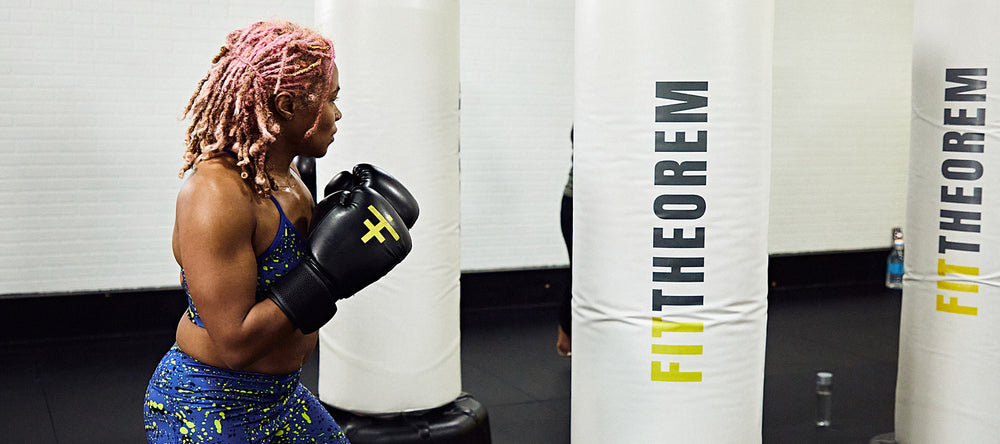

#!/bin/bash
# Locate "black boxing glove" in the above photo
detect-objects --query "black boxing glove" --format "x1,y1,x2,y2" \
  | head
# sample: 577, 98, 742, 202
324, 164, 419, 228
267, 187, 412, 333
292, 155, 317, 202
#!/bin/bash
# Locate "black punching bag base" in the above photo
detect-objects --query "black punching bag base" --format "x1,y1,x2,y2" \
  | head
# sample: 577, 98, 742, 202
324, 393, 491, 444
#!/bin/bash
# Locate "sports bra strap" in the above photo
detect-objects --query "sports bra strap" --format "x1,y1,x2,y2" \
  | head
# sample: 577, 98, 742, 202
268, 194, 288, 220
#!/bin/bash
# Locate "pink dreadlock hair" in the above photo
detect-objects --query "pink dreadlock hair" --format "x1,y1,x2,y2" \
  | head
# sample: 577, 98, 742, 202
179, 20, 336, 197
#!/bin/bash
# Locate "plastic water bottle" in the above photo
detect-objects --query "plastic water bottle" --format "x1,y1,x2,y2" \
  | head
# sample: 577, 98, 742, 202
885, 227, 904, 290
815, 372, 833, 427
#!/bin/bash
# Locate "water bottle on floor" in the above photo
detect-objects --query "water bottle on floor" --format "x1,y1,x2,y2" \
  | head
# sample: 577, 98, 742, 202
816, 372, 833, 427
885, 227, 904, 290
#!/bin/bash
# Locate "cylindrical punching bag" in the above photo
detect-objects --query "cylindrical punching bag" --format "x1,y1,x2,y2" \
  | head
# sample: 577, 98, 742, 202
573, 2, 772, 443
896, 1, 1000, 442
314, 0, 462, 415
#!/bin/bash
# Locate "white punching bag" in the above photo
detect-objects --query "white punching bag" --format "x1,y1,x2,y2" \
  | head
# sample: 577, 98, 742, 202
313, 0, 462, 414
896, 1, 1000, 442
572, 1, 773, 443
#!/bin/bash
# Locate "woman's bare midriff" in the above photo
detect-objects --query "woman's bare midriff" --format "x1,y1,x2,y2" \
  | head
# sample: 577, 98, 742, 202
175, 316, 318, 374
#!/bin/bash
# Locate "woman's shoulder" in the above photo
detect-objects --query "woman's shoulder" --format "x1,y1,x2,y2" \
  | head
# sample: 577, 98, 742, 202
176, 159, 258, 224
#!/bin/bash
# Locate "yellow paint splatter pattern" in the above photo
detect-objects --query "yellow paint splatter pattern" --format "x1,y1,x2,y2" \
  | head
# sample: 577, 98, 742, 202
143, 345, 348, 443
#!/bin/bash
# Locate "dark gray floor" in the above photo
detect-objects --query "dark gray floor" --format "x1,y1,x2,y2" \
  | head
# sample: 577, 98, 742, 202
1, 285, 899, 444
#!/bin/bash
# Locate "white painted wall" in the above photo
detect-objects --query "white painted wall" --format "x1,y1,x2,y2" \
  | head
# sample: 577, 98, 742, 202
0, 0, 913, 296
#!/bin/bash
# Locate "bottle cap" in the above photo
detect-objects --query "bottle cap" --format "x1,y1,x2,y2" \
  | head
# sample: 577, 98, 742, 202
816, 372, 833, 385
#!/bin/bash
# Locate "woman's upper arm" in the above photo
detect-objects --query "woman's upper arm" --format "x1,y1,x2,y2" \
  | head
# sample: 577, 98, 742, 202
174, 175, 260, 345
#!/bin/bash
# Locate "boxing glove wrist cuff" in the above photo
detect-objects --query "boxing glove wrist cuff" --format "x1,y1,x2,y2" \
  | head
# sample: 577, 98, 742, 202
267, 259, 340, 334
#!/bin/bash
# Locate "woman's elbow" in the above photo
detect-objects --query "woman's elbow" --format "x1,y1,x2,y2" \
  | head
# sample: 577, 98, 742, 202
215, 349, 258, 371
212, 336, 264, 371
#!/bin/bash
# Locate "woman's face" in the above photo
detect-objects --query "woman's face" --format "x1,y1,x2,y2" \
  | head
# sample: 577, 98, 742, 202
279, 62, 341, 159
300, 63, 341, 159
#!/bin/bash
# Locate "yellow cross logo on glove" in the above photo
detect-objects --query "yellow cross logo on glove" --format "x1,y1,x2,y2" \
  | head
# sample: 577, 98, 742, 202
361, 205, 401, 244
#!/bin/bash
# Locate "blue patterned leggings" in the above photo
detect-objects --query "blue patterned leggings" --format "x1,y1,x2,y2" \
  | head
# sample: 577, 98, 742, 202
144, 345, 349, 443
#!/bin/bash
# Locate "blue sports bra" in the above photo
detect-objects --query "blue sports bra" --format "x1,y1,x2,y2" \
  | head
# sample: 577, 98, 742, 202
184, 194, 305, 328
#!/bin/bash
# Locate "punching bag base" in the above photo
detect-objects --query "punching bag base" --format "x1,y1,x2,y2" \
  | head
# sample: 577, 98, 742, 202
324, 393, 491, 444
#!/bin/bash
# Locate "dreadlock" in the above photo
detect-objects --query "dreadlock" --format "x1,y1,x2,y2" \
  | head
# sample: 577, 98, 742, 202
179, 20, 336, 196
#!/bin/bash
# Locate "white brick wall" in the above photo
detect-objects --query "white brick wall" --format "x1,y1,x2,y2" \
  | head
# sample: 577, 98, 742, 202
0, 0, 313, 295
0, 0, 913, 295
769, 0, 912, 253
459, 0, 575, 271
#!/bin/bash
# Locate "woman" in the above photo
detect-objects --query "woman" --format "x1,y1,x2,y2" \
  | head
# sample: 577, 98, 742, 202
143, 20, 349, 443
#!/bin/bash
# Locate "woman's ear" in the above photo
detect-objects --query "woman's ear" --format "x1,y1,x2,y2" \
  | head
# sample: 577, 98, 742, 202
274, 91, 295, 120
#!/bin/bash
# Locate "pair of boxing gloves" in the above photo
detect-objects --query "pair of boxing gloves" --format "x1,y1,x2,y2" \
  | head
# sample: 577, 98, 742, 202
268, 164, 419, 334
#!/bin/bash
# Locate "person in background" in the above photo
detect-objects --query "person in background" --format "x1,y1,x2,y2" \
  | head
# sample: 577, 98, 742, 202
557, 126, 573, 357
